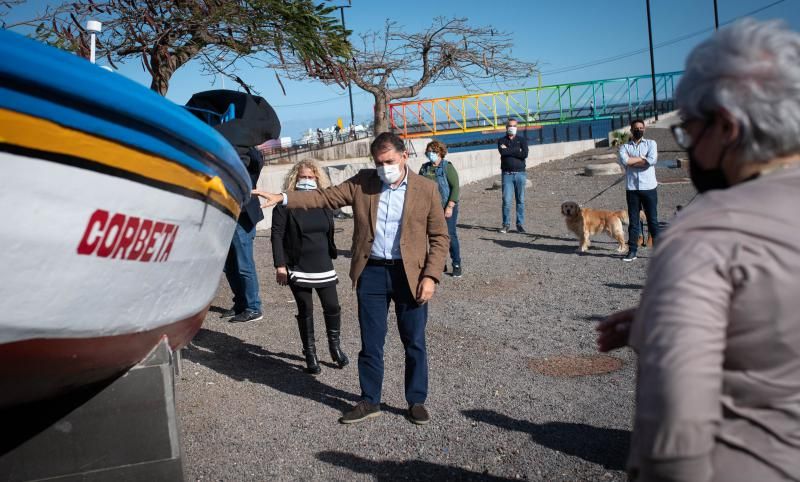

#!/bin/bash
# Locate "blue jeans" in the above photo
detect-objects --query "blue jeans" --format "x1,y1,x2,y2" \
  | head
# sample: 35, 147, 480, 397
356, 264, 428, 406
502, 171, 526, 228
446, 204, 461, 266
224, 221, 261, 312
626, 188, 659, 254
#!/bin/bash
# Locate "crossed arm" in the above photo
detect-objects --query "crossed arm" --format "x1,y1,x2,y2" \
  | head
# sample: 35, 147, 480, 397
618, 142, 657, 169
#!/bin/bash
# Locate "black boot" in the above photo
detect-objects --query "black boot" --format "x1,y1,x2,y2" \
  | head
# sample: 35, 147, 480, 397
296, 315, 321, 375
324, 312, 349, 368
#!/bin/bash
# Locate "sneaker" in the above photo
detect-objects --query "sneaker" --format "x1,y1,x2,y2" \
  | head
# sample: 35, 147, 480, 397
516, 225, 526, 234
499, 225, 510, 234
230, 310, 263, 323
219, 308, 237, 319
622, 252, 638, 262
408, 403, 430, 425
451, 264, 462, 278
339, 400, 381, 424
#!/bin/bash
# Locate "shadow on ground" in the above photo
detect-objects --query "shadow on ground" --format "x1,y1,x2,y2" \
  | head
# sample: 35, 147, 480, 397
462, 409, 630, 471
605, 282, 643, 290
315, 451, 515, 481
480, 238, 615, 258
185, 328, 369, 414
459, 224, 574, 243
581, 314, 607, 322
457, 223, 502, 233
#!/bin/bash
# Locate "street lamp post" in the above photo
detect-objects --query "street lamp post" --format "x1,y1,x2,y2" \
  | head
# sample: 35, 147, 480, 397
86, 20, 101, 64
713, 0, 720, 30
336, 4, 355, 130
645, 0, 658, 121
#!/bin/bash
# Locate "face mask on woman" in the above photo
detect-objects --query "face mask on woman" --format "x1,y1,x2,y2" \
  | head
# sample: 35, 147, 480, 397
377, 164, 402, 185
426, 151, 440, 163
686, 120, 733, 193
295, 178, 318, 191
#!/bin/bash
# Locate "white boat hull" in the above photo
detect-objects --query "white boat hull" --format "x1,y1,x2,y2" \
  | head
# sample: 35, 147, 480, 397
0, 151, 235, 407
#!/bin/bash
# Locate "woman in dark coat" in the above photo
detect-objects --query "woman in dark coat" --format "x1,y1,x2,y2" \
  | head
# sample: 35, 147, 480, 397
271, 160, 348, 374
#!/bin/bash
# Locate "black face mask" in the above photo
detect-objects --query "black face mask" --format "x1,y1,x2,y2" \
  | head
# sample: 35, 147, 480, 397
632, 129, 645, 140
689, 152, 729, 193
687, 126, 733, 193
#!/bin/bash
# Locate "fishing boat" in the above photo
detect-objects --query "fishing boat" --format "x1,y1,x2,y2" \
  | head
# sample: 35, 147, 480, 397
0, 29, 253, 409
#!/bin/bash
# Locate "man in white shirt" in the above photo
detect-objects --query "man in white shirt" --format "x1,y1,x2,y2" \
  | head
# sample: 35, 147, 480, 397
617, 119, 659, 261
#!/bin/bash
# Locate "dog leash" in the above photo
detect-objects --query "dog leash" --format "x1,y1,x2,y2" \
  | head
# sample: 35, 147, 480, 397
581, 174, 626, 206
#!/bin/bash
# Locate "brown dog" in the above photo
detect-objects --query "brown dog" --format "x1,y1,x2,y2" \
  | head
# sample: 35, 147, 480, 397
560, 201, 629, 253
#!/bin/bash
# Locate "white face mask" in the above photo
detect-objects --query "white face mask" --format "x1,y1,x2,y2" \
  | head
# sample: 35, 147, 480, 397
426, 152, 440, 163
295, 179, 317, 191
507, 126, 517, 136
377, 164, 403, 185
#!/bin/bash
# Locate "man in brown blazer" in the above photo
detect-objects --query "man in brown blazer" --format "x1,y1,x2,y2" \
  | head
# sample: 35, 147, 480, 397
254, 132, 449, 425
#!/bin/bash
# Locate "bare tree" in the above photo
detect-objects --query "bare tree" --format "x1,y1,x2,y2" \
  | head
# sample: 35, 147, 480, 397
0, 0, 24, 28
339, 17, 537, 134
27, 0, 350, 95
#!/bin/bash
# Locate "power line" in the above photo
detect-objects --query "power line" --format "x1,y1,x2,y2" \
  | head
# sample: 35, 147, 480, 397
272, 90, 370, 108
421, 0, 787, 86
538, 0, 787, 76
273, 0, 787, 107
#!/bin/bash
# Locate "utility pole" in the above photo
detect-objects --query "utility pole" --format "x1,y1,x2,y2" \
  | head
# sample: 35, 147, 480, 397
645, 0, 658, 121
336, 2, 355, 129
713, 0, 720, 30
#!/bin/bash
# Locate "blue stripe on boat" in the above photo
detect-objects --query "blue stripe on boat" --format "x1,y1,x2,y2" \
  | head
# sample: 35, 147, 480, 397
0, 29, 250, 205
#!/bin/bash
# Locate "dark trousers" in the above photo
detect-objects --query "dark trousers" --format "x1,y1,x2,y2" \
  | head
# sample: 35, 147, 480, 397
446, 204, 461, 266
289, 284, 340, 318
224, 221, 261, 312
356, 264, 428, 406
626, 188, 659, 253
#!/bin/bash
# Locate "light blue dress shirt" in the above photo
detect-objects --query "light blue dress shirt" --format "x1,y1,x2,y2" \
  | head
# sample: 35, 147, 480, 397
370, 168, 408, 260
618, 138, 658, 190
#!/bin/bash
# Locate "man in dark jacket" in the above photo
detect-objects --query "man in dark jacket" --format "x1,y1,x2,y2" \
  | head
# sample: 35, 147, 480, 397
222, 146, 265, 322
497, 118, 529, 233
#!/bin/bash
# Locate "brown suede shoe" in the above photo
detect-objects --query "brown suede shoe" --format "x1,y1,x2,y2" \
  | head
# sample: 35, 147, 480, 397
408, 403, 430, 425
339, 401, 381, 424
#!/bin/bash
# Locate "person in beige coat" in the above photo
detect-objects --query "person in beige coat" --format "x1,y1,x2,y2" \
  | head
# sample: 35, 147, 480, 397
254, 132, 449, 426
598, 19, 800, 482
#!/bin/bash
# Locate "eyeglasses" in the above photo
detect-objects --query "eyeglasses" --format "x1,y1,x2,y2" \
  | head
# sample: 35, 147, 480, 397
670, 123, 694, 150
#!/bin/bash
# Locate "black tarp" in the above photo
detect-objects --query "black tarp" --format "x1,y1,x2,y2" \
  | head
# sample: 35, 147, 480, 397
185, 89, 281, 148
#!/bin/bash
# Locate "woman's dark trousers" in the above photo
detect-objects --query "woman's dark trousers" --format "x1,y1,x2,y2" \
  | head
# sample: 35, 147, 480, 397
290, 284, 349, 374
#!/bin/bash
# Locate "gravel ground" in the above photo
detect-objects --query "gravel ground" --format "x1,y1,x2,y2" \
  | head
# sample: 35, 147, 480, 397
177, 129, 696, 481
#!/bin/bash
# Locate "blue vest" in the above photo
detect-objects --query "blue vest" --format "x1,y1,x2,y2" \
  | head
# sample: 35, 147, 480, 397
421, 160, 450, 208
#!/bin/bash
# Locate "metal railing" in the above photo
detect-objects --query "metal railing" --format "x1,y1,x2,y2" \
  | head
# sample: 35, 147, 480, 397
259, 129, 373, 164
388, 71, 683, 138
444, 99, 675, 153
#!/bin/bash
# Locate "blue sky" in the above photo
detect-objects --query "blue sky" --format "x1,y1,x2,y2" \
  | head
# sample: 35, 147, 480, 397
6, 0, 799, 139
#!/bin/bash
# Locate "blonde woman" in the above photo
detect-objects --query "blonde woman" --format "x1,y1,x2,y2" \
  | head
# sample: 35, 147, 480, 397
270, 160, 348, 374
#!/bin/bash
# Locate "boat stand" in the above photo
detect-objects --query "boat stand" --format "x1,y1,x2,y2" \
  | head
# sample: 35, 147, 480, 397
0, 339, 184, 481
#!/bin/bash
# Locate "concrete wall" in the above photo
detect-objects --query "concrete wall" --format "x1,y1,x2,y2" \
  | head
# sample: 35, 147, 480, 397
254, 137, 599, 230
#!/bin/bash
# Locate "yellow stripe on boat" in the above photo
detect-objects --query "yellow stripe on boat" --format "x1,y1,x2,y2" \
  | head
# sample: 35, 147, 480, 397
0, 108, 241, 218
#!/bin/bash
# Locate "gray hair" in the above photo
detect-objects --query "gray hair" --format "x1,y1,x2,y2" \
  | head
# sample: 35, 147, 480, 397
675, 19, 800, 164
